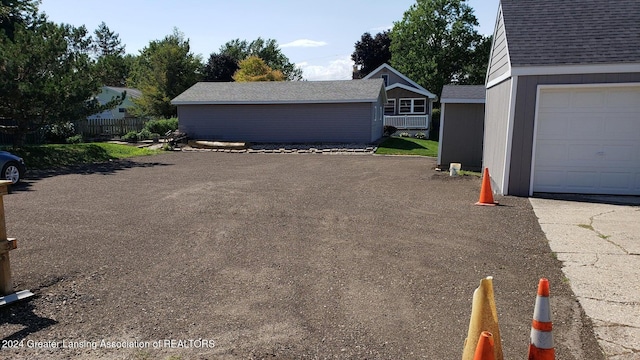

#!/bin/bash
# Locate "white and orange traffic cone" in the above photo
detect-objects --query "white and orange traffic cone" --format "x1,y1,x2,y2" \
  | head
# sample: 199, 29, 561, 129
473, 331, 495, 360
528, 278, 555, 360
462, 276, 503, 360
475, 168, 497, 206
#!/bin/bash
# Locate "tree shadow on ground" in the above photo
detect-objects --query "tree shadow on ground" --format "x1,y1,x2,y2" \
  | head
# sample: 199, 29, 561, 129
381, 137, 428, 151
11, 160, 172, 192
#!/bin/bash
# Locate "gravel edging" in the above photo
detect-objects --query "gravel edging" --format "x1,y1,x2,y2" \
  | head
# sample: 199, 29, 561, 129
180, 143, 378, 154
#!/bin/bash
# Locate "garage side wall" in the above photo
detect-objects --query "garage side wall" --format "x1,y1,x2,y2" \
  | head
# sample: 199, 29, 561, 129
177, 102, 375, 143
440, 103, 485, 171
484, 78, 513, 194
507, 72, 640, 196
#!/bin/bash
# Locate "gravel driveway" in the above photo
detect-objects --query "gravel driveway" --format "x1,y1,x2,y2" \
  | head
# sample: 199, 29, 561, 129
0, 152, 603, 359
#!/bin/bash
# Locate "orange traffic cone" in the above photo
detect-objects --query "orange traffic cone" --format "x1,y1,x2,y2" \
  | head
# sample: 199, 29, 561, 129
475, 168, 497, 206
473, 331, 496, 360
528, 278, 555, 360
462, 276, 503, 360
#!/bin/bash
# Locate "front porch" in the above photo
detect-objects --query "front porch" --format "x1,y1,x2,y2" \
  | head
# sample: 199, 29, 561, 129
384, 115, 429, 130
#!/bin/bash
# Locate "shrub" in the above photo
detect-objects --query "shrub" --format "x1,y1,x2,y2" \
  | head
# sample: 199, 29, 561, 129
45, 122, 76, 144
66, 134, 84, 144
144, 118, 179, 135
383, 125, 398, 136
137, 128, 153, 141
414, 132, 427, 139
122, 131, 138, 142
399, 132, 411, 137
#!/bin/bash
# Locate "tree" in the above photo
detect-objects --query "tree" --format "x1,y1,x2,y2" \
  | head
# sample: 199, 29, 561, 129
218, 37, 302, 81
203, 53, 238, 82
0, 0, 39, 40
0, 14, 123, 145
128, 29, 202, 118
351, 31, 391, 79
233, 56, 285, 82
390, 0, 490, 97
93, 22, 130, 87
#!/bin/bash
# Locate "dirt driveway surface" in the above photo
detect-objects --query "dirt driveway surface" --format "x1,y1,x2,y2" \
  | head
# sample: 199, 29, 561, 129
0, 152, 603, 359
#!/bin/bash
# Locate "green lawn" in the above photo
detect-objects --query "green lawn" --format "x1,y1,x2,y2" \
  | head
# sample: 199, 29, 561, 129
375, 136, 439, 157
6, 143, 161, 170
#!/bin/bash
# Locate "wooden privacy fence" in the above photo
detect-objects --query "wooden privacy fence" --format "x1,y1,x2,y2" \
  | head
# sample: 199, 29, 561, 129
75, 118, 147, 138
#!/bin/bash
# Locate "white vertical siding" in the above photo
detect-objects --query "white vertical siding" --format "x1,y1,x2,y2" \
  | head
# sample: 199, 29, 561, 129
483, 79, 513, 194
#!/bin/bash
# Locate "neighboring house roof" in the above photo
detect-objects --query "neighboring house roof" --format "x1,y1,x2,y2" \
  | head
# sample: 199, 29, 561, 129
501, 0, 640, 67
363, 63, 437, 99
440, 85, 486, 104
104, 86, 142, 99
171, 80, 386, 105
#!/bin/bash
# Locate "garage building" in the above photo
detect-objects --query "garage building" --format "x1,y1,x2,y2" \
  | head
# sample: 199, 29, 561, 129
485, 0, 640, 196
171, 79, 387, 144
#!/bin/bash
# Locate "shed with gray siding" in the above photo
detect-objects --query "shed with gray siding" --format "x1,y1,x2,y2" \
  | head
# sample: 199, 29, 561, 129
171, 80, 387, 143
437, 85, 485, 172
484, 0, 640, 196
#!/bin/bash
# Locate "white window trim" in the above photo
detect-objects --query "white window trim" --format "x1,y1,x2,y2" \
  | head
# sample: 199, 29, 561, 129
384, 99, 396, 115
398, 98, 427, 114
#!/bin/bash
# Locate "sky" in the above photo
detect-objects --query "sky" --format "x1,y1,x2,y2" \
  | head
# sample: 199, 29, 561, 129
39, 0, 500, 81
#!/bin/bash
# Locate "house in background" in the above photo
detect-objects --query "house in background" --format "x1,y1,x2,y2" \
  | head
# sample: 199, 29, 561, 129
363, 64, 437, 135
437, 85, 485, 172
171, 79, 387, 143
484, 0, 640, 196
87, 86, 142, 120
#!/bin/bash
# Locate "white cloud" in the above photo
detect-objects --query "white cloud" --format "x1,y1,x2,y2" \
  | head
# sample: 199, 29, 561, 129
369, 25, 393, 33
298, 56, 354, 81
280, 39, 328, 48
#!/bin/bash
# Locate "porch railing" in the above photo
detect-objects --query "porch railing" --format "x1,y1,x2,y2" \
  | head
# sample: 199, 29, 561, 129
384, 115, 429, 129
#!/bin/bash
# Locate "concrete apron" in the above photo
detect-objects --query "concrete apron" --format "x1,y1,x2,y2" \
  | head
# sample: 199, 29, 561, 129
529, 197, 640, 359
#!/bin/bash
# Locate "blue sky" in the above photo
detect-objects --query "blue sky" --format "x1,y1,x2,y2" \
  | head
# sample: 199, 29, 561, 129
40, 0, 499, 80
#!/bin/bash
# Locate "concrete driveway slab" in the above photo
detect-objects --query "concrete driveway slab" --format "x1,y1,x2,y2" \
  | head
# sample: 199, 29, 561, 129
530, 197, 640, 359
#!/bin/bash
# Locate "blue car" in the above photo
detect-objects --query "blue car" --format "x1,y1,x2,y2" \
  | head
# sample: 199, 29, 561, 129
0, 151, 26, 184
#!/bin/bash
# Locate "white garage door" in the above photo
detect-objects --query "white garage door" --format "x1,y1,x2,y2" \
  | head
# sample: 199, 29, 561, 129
533, 85, 640, 195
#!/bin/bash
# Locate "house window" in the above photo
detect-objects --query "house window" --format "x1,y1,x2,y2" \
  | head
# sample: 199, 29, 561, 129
384, 99, 396, 115
381, 74, 389, 86
118, 108, 126, 113
399, 98, 427, 114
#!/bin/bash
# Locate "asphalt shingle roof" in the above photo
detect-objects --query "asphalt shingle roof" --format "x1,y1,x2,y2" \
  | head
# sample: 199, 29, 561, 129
501, 0, 640, 66
440, 85, 486, 101
171, 79, 385, 104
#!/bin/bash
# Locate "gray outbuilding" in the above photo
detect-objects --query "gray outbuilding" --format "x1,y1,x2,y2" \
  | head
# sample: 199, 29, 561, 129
437, 85, 485, 172
484, 0, 640, 196
171, 79, 387, 144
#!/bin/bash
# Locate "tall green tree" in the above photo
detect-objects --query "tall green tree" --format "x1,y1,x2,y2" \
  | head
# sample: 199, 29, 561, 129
128, 29, 202, 118
0, 0, 39, 40
390, 0, 490, 97
351, 31, 391, 79
203, 53, 238, 82
218, 37, 302, 81
93, 22, 130, 87
233, 56, 285, 82
0, 5, 122, 145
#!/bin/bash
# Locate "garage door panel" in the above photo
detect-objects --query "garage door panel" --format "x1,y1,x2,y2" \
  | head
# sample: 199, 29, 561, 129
604, 115, 640, 139
569, 114, 604, 139
570, 90, 605, 108
534, 85, 640, 195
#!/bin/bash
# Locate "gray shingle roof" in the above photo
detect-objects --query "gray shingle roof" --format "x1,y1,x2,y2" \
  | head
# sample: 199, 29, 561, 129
501, 0, 640, 66
171, 79, 385, 104
440, 85, 486, 102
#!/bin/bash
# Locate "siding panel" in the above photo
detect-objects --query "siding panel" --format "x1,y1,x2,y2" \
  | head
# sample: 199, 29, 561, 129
483, 79, 513, 193
440, 103, 485, 171
178, 103, 376, 143
487, 7, 510, 83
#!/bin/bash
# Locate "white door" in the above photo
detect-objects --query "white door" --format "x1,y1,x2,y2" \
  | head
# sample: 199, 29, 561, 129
533, 86, 640, 195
